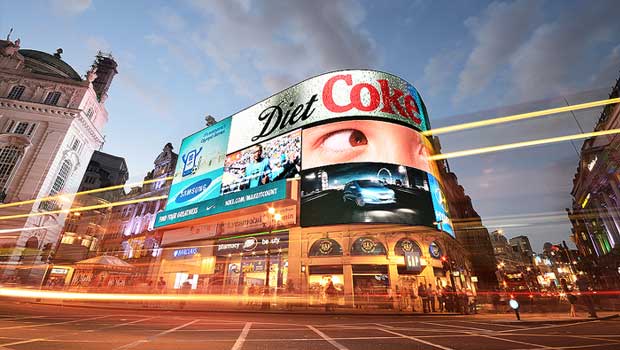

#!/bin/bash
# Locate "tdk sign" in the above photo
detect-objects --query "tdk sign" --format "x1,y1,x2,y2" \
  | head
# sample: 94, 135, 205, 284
181, 147, 202, 177
175, 178, 213, 204
173, 247, 198, 258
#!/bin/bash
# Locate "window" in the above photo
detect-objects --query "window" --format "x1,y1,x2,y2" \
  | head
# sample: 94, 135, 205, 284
7, 85, 25, 100
27, 123, 36, 136
50, 160, 72, 196
13, 122, 29, 135
4, 121, 14, 133
0, 145, 22, 190
85, 108, 94, 120
44, 91, 62, 106
71, 138, 81, 152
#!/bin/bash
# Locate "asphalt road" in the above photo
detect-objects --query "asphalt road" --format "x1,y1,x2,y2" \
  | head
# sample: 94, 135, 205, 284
0, 302, 619, 350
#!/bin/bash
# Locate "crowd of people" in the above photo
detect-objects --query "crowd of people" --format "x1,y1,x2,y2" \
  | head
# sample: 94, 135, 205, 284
390, 283, 477, 314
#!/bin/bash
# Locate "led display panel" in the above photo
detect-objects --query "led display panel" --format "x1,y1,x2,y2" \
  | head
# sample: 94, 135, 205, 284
166, 118, 231, 211
221, 129, 301, 195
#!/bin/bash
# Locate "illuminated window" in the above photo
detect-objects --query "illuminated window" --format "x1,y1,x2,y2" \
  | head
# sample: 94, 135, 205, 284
0, 145, 22, 190
309, 239, 343, 256
7, 85, 25, 100
44, 91, 61, 105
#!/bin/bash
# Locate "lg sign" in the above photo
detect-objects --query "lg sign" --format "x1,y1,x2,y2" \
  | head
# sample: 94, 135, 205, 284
322, 74, 422, 124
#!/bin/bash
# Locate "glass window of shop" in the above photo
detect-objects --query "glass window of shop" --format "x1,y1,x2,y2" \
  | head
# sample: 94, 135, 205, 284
309, 238, 343, 257
352, 265, 391, 309
213, 232, 289, 295
308, 265, 344, 306
350, 237, 386, 256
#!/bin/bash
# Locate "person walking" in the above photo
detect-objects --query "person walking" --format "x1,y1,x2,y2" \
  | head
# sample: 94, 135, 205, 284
561, 278, 577, 317
428, 283, 437, 312
576, 276, 598, 318
418, 283, 428, 313
325, 280, 337, 312
437, 286, 445, 312
156, 276, 167, 294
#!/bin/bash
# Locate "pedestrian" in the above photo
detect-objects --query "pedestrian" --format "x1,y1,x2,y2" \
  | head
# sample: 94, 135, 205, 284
286, 279, 296, 311
325, 280, 337, 312
156, 276, 167, 294
179, 280, 192, 309
437, 286, 445, 312
576, 276, 598, 318
428, 283, 436, 312
418, 283, 428, 313
355, 283, 363, 309
561, 278, 577, 317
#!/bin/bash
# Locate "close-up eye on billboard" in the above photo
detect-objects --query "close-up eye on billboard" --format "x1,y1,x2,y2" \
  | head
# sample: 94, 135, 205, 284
221, 129, 301, 195
166, 118, 232, 211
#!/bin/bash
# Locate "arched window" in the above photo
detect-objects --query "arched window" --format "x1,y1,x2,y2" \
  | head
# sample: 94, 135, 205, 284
309, 238, 343, 256
394, 238, 422, 256
351, 237, 387, 256
0, 145, 22, 190
7, 85, 25, 100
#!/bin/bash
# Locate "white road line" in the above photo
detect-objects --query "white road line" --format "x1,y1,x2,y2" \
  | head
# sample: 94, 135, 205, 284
420, 321, 497, 333
231, 322, 252, 350
0, 314, 111, 330
497, 319, 602, 333
84, 316, 157, 332
114, 319, 200, 350
377, 327, 455, 350
476, 334, 553, 349
0, 338, 45, 347
307, 325, 350, 350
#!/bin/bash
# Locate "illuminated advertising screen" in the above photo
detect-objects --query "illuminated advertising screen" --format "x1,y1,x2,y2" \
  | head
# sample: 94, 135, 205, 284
156, 70, 453, 238
221, 129, 301, 195
166, 118, 231, 211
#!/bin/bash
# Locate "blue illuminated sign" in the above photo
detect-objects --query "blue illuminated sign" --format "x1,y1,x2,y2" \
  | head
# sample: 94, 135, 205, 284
173, 248, 199, 258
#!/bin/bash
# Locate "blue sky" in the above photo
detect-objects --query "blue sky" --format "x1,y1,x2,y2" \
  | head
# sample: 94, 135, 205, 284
3, 0, 619, 251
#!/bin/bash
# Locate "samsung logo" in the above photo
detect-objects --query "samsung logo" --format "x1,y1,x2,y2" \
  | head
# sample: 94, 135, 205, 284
175, 178, 213, 204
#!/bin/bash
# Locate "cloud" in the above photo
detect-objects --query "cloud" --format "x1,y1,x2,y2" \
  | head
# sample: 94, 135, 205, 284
455, 0, 541, 101
85, 36, 111, 54
420, 48, 465, 97
197, 77, 219, 95
116, 72, 172, 120
145, 34, 204, 76
589, 45, 620, 89
509, 0, 620, 99
152, 7, 187, 32
186, 0, 377, 97
50, 0, 92, 16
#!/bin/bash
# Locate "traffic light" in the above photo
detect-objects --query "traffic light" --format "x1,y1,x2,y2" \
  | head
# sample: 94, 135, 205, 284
441, 256, 450, 271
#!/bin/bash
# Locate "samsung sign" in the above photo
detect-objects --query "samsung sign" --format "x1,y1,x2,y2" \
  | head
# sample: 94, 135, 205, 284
173, 248, 199, 258
155, 180, 287, 227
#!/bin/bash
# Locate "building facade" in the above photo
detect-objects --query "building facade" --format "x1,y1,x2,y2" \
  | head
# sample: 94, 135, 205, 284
151, 70, 476, 309
99, 143, 177, 281
567, 75, 620, 289
0, 36, 117, 284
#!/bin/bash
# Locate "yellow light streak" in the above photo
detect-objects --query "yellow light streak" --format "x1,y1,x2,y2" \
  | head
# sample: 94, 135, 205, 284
422, 97, 620, 136
430, 128, 620, 160
0, 176, 173, 210
0, 195, 167, 221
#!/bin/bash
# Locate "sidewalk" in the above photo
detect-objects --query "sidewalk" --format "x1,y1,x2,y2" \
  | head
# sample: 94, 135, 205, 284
469, 311, 619, 324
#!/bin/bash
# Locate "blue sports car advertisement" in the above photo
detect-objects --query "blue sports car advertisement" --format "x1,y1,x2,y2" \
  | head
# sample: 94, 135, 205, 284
166, 118, 232, 210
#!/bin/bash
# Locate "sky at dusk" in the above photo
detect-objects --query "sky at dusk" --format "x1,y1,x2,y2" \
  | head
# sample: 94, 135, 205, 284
3, 0, 619, 251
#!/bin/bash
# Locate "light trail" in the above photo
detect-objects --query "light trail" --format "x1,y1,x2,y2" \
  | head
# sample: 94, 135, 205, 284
430, 128, 620, 160
0, 176, 173, 210
422, 97, 620, 136
0, 195, 167, 221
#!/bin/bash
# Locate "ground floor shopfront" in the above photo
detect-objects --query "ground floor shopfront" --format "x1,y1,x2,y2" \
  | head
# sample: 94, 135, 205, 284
155, 219, 475, 309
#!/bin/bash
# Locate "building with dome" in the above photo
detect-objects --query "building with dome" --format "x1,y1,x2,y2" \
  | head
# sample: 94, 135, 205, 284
0, 35, 118, 284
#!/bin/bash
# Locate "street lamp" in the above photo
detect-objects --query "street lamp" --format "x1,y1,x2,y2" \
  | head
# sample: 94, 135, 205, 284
261, 207, 281, 310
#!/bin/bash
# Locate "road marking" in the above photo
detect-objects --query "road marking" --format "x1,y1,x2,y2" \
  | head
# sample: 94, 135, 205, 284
84, 316, 156, 332
377, 327, 455, 350
420, 321, 495, 332
0, 314, 111, 330
497, 319, 602, 333
114, 319, 200, 350
476, 334, 553, 349
231, 322, 252, 350
0, 338, 45, 347
307, 325, 350, 350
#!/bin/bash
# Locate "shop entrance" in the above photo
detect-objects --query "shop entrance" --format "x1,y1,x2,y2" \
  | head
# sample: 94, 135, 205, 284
308, 265, 344, 306
352, 265, 390, 309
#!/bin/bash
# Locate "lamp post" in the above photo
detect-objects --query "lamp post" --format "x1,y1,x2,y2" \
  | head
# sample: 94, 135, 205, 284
261, 207, 281, 310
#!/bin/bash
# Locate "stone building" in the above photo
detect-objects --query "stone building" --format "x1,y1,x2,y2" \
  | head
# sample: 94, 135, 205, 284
567, 76, 620, 288
433, 139, 499, 290
0, 35, 117, 284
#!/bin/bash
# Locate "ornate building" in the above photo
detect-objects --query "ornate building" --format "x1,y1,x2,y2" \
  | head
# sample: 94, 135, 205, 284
99, 143, 177, 280
0, 35, 117, 284
433, 138, 499, 290
567, 76, 620, 289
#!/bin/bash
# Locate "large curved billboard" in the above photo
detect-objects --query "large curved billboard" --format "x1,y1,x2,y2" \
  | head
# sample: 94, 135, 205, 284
156, 70, 453, 238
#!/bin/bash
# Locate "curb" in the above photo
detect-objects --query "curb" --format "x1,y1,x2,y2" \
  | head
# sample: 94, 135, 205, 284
488, 313, 619, 325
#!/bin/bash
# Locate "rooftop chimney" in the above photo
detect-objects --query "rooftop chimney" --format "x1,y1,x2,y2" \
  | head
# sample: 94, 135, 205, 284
92, 51, 118, 102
